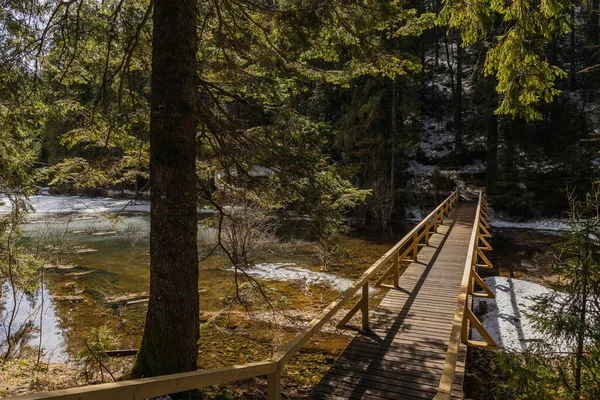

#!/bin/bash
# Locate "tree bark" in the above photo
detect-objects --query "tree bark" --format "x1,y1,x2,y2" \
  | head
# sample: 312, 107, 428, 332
574, 242, 589, 400
390, 80, 397, 226
486, 79, 498, 196
594, 0, 600, 46
454, 34, 463, 155
570, 7, 577, 89
131, 0, 199, 385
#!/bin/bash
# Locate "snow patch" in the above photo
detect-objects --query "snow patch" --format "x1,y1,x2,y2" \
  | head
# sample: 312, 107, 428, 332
473, 277, 561, 353
228, 263, 355, 292
491, 218, 569, 231
0, 194, 214, 217
0, 195, 150, 215
405, 206, 424, 221
458, 160, 485, 173
415, 117, 454, 160
407, 160, 436, 176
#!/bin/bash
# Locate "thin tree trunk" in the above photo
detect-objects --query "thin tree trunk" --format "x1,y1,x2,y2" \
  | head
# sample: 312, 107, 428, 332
37, 265, 45, 366
570, 7, 577, 89
435, 26, 440, 71
594, 0, 600, 45
486, 79, 498, 196
505, 119, 522, 180
390, 80, 397, 225
575, 244, 589, 400
454, 34, 463, 155
131, 0, 199, 387
443, 32, 455, 100
4, 216, 18, 361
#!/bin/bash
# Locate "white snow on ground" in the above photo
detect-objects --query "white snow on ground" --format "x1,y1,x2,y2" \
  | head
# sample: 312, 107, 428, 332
416, 117, 454, 160
472, 277, 563, 353
0, 194, 150, 215
227, 263, 355, 292
490, 218, 569, 231
405, 206, 424, 221
458, 159, 486, 173
107, 189, 145, 196
407, 160, 436, 176
0, 194, 215, 217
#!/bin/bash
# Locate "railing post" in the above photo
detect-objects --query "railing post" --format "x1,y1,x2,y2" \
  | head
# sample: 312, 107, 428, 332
461, 288, 470, 343
361, 283, 369, 330
393, 251, 400, 287
267, 368, 281, 400
412, 232, 418, 261
424, 220, 430, 244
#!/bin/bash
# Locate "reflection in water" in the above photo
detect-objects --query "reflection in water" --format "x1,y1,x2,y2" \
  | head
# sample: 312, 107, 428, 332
4, 199, 400, 362
1, 284, 66, 362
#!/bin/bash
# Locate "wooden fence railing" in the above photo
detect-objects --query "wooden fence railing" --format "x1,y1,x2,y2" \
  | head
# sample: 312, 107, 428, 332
9, 191, 460, 400
434, 191, 497, 400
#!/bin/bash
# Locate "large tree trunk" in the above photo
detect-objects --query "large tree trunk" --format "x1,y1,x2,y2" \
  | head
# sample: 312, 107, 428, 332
131, 0, 199, 384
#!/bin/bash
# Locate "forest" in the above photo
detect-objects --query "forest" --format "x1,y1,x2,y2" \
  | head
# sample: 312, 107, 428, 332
1, 0, 600, 399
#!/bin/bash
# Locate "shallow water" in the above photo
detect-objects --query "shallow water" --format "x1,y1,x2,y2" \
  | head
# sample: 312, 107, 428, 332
2, 196, 400, 362
1, 284, 66, 362
5, 195, 560, 365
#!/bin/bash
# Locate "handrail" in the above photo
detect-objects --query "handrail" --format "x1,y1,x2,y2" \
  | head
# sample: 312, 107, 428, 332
7, 191, 460, 400
434, 191, 497, 400
273, 190, 459, 367
10, 361, 277, 400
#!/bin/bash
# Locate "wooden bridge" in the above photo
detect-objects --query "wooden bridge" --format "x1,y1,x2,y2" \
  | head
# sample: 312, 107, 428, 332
11, 191, 497, 400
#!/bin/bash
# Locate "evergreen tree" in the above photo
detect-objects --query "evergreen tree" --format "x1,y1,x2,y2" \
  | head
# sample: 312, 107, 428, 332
128, 0, 200, 382
530, 186, 600, 399
440, 0, 573, 120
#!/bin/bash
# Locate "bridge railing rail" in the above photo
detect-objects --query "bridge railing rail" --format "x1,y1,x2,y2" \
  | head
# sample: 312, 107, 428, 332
434, 191, 497, 400
10, 191, 460, 400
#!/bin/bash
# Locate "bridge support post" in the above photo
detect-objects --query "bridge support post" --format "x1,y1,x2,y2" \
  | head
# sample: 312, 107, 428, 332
393, 252, 399, 287
412, 232, 418, 261
361, 284, 369, 330
267, 368, 281, 400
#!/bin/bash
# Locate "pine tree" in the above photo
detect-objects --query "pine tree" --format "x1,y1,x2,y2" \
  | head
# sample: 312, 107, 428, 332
530, 186, 600, 399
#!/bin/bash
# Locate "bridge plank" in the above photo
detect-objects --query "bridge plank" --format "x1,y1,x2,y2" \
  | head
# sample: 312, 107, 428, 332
309, 202, 476, 400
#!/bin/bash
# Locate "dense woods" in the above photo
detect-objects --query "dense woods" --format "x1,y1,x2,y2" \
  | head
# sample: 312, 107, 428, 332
2, 0, 598, 222
1, 0, 600, 399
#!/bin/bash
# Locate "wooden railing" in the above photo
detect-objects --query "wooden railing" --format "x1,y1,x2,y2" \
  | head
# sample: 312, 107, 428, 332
434, 191, 497, 400
9, 191, 460, 400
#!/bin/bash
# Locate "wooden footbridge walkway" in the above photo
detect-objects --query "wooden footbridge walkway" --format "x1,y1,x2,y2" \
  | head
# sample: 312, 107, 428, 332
309, 200, 488, 400
11, 191, 497, 400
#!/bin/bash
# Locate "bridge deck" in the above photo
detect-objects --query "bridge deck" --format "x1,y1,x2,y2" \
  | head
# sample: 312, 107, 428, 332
310, 202, 477, 400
